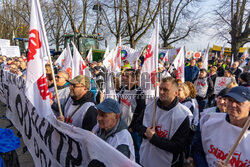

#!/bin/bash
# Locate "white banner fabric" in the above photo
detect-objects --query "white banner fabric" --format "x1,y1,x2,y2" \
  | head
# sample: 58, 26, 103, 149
0, 70, 140, 167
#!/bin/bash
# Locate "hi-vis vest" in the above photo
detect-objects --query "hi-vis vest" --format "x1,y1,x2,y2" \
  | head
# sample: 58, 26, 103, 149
140, 99, 192, 167
201, 113, 250, 167
119, 88, 138, 126
64, 97, 95, 128
93, 123, 135, 161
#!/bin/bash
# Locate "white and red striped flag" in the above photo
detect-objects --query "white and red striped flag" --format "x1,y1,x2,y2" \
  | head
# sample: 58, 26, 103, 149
71, 41, 88, 78
141, 18, 159, 96
172, 47, 185, 82
55, 43, 73, 78
25, 0, 53, 117
86, 47, 93, 63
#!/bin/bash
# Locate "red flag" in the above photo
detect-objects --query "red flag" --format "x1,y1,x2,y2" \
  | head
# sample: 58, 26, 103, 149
25, 0, 53, 117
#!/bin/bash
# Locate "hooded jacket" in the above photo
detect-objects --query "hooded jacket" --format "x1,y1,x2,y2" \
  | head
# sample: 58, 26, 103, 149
63, 91, 98, 131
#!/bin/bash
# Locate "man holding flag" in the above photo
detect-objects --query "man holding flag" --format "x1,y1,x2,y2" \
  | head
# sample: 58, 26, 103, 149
57, 75, 98, 131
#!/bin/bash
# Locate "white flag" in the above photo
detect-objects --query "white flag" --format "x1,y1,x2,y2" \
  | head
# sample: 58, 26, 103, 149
141, 18, 159, 96
202, 44, 209, 70
239, 49, 249, 68
86, 47, 93, 63
55, 44, 73, 78
172, 47, 185, 82
71, 41, 88, 78
104, 72, 117, 100
163, 50, 169, 63
113, 37, 121, 73
25, 0, 53, 118
231, 54, 234, 67
103, 48, 114, 72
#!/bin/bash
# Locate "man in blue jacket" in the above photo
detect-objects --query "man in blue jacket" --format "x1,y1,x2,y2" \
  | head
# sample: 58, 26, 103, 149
185, 58, 200, 82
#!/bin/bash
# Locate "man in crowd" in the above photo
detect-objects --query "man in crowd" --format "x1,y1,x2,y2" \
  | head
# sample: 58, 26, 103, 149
51, 70, 71, 116
216, 60, 226, 77
192, 86, 250, 167
93, 66, 105, 91
231, 61, 242, 83
119, 68, 146, 163
185, 58, 200, 82
93, 98, 135, 161
136, 77, 192, 167
57, 75, 97, 131
194, 68, 214, 113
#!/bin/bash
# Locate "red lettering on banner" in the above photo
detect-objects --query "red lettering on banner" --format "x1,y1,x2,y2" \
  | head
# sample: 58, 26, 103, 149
65, 117, 73, 124
197, 81, 205, 87
156, 125, 168, 138
117, 46, 121, 58
176, 60, 183, 79
28, 29, 42, 62
80, 62, 87, 75
121, 98, 131, 107
149, 70, 157, 86
208, 145, 250, 167
37, 74, 49, 100
218, 78, 227, 87
144, 44, 153, 62
66, 67, 72, 79
62, 59, 65, 66
108, 58, 114, 69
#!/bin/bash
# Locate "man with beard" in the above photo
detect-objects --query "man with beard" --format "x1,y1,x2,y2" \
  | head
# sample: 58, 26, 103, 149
57, 75, 98, 131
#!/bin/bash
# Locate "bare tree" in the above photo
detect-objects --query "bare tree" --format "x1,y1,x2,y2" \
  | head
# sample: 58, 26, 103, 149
60, 0, 93, 34
43, 0, 70, 50
214, 0, 250, 59
160, 0, 202, 48
124, 0, 161, 48
0, 0, 30, 40
101, 0, 127, 44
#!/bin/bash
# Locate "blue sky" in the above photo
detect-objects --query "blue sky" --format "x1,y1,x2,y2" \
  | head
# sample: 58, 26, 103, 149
176, 0, 250, 51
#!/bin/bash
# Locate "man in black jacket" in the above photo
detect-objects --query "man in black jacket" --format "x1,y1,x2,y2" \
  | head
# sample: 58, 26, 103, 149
57, 75, 98, 131
136, 77, 191, 167
231, 61, 242, 83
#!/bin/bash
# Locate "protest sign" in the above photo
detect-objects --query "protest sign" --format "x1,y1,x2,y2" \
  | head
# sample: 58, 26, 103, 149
214, 77, 233, 94
0, 46, 20, 57
0, 39, 10, 47
0, 70, 139, 167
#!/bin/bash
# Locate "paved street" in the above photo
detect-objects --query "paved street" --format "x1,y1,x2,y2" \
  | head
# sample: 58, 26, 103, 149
0, 102, 34, 167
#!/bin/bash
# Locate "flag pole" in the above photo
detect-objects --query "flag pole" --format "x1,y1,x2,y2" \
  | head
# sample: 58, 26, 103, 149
225, 116, 250, 165
152, 68, 158, 130
35, 0, 63, 117
152, 18, 159, 130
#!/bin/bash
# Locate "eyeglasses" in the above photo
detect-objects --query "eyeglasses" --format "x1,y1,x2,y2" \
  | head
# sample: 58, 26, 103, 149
70, 84, 84, 88
55, 75, 66, 79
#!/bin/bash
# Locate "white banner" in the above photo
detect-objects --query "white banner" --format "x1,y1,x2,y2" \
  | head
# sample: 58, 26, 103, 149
214, 77, 232, 94
0, 70, 140, 167
0, 46, 20, 57
0, 39, 10, 47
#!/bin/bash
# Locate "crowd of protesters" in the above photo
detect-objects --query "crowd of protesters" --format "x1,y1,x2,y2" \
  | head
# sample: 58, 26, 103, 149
0, 51, 249, 167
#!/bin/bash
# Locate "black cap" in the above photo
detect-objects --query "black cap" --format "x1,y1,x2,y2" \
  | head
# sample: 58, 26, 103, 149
218, 88, 230, 97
